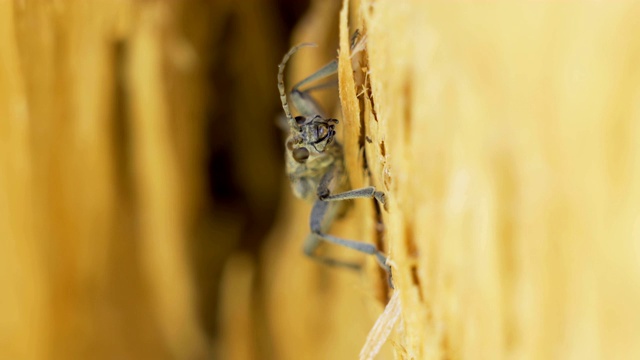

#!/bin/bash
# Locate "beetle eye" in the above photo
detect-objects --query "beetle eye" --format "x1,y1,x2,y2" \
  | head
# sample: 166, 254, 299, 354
295, 116, 306, 125
292, 147, 310, 163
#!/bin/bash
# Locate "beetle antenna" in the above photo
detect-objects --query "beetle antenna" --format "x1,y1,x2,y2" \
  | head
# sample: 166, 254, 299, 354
278, 42, 317, 129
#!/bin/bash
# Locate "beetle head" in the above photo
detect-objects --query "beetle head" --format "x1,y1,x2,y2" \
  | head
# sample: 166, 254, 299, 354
288, 115, 338, 163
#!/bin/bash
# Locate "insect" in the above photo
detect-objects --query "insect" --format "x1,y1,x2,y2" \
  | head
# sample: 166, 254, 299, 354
277, 37, 392, 282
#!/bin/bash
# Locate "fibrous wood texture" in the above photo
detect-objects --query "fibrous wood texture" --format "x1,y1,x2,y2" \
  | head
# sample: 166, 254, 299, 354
0, 1, 220, 359
263, 0, 640, 359
359, 2, 640, 359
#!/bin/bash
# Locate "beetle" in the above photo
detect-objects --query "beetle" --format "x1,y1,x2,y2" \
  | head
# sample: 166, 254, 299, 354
277, 36, 391, 282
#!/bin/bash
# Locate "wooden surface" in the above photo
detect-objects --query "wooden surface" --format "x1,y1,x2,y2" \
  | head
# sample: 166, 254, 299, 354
0, 1, 216, 359
263, 0, 640, 359
357, 1, 640, 359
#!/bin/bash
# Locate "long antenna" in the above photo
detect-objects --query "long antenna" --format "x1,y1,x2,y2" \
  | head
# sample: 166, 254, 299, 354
278, 42, 317, 129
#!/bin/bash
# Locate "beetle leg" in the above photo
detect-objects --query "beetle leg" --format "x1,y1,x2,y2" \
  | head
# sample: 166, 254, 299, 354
319, 186, 386, 206
289, 29, 363, 118
303, 199, 393, 285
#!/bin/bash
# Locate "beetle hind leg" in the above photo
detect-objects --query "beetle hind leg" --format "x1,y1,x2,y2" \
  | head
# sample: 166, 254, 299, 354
303, 199, 393, 286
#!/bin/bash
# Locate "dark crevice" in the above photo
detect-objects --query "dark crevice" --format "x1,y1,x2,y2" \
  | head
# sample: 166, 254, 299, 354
358, 108, 367, 150
196, 0, 314, 345
360, 71, 370, 175
357, 47, 381, 296
363, 152, 372, 179
372, 199, 384, 250
372, 198, 390, 302
357, 40, 390, 297
207, 13, 244, 208
366, 84, 379, 123
277, 0, 313, 33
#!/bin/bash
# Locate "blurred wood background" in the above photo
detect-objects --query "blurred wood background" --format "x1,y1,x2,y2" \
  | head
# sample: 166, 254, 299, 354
2, 0, 640, 359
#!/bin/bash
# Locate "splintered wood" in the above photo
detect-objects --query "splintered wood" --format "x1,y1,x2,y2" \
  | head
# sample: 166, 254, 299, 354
359, 290, 402, 360
350, 0, 640, 359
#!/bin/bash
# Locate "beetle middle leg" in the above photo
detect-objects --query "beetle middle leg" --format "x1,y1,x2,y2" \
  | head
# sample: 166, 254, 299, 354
304, 199, 391, 276
316, 165, 386, 206
304, 167, 392, 279
319, 186, 386, 205
290, 59, 339, 118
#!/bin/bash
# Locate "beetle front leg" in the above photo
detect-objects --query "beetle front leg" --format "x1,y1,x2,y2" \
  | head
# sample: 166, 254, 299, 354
289, 29, 364, 118
290, 59, 339, 118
